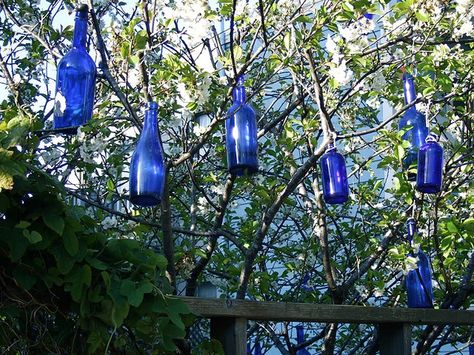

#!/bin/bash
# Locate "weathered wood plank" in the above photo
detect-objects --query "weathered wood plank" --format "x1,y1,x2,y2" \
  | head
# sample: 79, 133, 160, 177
177, 297, 474, 325
379, 323, 411, 355
210, 317, 247, 355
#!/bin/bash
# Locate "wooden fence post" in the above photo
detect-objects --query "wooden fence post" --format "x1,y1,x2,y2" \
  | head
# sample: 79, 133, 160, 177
379, 323, 411, 355
210, 317, 247, 354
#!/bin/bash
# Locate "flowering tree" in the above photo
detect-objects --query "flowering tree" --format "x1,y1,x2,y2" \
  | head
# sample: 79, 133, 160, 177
0, 0, 473, 353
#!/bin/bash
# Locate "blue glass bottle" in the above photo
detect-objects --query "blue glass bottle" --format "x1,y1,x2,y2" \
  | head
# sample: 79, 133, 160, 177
405, 219, 434, 308
469, 329, 474, 355
254, 342, 262, 355
320, 143, 349, 204
53, 4, 96, 133
225, 75, 258, 176
399, 73, 428, 181
129, 102, 165, 207
296, 325, 311, 355
416, 134, 443, 194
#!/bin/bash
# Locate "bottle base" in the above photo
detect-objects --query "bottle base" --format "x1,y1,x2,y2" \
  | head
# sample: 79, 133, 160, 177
416, 184, 441, 194
52, 125, 81, 135
130, 194, 161, 207
407, 303, 434, 309
229, 164, 258, 176
324, 194, 348, 204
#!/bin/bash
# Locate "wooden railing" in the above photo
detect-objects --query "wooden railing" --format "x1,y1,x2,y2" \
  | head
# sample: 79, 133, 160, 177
178, 297, 474, 355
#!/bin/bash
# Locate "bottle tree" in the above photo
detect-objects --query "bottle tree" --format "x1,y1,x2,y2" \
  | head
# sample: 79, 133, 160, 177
0, 0, 472, 354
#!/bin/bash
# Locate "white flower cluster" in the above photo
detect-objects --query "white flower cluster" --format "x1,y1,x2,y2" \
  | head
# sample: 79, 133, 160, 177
205, 274, 228, 289
77, 127, 107, 164
177, 74, 212, 109
160, 0, 212, 45
453, 0, 474, 38
337, 16, 375, 54
382, 16, 410, 38
39, 147, 61, 166
328, 54, 353, 86
402, 255, 419, 275
235, 0, 259, 21
210, 184, 225, 195
101, 215, 118, 229
355, 284, 369, 298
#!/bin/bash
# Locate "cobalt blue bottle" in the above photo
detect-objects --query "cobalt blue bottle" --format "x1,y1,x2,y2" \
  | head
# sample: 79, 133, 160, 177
53, 4, 96, 133
469, 329, 474, 355
405, 218, 434, 308
416, 134, 443, 194
225, 75, 258, 176
399, 73, 428, 180
296, 325, 311, 355
129, 102, 165, 207
254, 342, 262, 355
320, 143, 349, 204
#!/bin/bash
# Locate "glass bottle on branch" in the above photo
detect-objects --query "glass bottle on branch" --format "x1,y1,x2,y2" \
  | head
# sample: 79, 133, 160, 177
129, 102, 165, 207
416, 134, 443, 194
399, 72, 428, 180
53, 4, 96, 133
225, 75, 259, 176
405, 218, 434, 308
320, 142, 349, 204
296, 325, 311, 355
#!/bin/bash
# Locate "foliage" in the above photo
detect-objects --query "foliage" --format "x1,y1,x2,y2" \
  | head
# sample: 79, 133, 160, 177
0, 0, 473, 353
0, 119, 192, 353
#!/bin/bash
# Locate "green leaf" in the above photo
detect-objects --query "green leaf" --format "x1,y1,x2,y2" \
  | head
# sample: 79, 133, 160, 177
42, 211, 65, 235
120, 279, 154, 307
15, 220, 31, 229
12, 267, 37, 290
1, 227, 29, 261
415, 11, 429, 22
284, 32, 291, 50
446, 220, 458, 233
0, 168, 14, 191
63, 229, 79, 256
69, 265, 92, 302
462, 218, 474, 232
23, 230, 42, 244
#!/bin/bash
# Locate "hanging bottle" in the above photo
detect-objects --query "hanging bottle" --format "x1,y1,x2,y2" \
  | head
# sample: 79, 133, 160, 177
405, 218, 434, 308
416, 134, 443, 194
129, 102, 165, 207
225, 75, 259, 176
469, 328, 474, 355
296, 325, 311, 355
254, 342, 262, 355
320, 143, 349, 204
53, 4, 96, 133
399, 72, 428, 181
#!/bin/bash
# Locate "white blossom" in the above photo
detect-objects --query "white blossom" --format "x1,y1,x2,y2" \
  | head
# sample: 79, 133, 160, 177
54, 91, 67, 117
454, 20, 474, 38
403, 255, 419, 274
371, 72, 387, 92
374, 287, 384, 298
193, 124, 207, 137
328, 60, 353, 86
325, 34, 339, 54
355, 284, 369, 298
210, 185, 225, 195
101, 215, 118, 229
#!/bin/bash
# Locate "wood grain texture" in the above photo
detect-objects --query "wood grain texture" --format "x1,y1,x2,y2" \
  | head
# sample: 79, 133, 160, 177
210, 317, 247, 355
379, 323, 411, 355
177, 297, 474, 325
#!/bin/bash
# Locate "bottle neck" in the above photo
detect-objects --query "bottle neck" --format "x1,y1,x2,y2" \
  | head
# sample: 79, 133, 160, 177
143, 109, 158, 136
403, 75, 417, 104
72, 16, 88, 48
233, 86, 246, 103
296, 326, 305, 343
